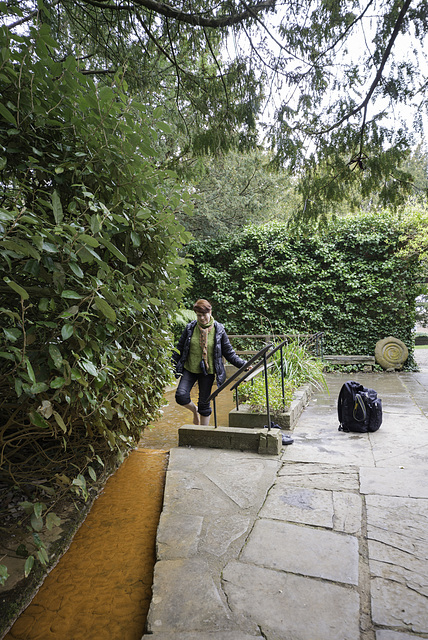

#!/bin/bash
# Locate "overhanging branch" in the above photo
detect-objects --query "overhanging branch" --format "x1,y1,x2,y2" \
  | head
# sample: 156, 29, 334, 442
75, 0, 276, 27
314, 0, 413, 136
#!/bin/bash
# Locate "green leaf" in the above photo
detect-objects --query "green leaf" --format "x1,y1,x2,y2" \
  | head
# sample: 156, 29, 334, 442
61, 324, 74, 340
0, 351, 15, 360
19, 501, 34, 515
33, 502, 45, 518
130, 231, 141, 247
78, 234, 99, 248
0, 564, 9, 586
24, 555, 35, 578
90, 215, 102, 234
71, 367, 87, 384
26, 359, 36, 383
72, 474, 86, 489
53, 411, 67, 432
50, 376, 66, 389
93, 297, 116, 322
52, 190, 63, 224
69, 262, 84, 278
30, 382, 49, 394
37, 547, 49, 565
2, 239, 40, 259
60, 305, 79, 318
0, 102, 17, 125
3, 278, 29, 300
30, 411, 51, 429
30, 513, 43, 532
3, 328, 21, 342
46, 512, 61, 530
42, 241, 58, 253
157, 121, 171, 134
61, 290, 81, 299
81, 360, 98, 376
88, 465, 97, 481
49, 344, 63, 368
77, 245, 101, 263
98, 237, 127, 262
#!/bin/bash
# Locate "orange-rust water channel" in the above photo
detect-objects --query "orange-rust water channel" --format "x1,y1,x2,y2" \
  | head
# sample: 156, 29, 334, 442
4, 388, 235, 640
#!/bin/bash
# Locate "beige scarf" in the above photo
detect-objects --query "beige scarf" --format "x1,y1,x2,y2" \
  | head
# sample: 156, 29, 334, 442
199, 319, 214, 372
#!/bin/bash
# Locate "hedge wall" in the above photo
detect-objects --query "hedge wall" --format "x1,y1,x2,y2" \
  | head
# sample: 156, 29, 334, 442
185, 213, 422, 367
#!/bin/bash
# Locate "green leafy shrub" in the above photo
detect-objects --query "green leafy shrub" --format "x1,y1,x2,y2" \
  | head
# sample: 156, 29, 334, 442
273, 341, 328, 391
0, 23, 192, 497
239, 340, 327, 416
172, 308, 196, 344
239, 376, 295, 414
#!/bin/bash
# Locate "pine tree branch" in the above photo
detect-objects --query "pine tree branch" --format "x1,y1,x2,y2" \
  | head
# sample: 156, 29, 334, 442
315, 0, 413, 135
74, 0, 276, 27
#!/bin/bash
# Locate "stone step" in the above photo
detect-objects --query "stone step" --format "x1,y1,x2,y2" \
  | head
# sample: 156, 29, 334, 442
178, 425, 282, 455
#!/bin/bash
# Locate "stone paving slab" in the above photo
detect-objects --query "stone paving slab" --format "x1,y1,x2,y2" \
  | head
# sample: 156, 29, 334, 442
156, 513, 203, 559
142, 634, 265, 640
260, 483, 337, 527
376, 632, 427, 640
371, 576, 428, 633
259, 476, 362, 533
282, 426, 376, 466
360, 466, 428, 497
143, 371, 428, 640
278, 461, 360, 491
222, 560, 360, 640
241, 519, 359, 584
146, 557, 254, 636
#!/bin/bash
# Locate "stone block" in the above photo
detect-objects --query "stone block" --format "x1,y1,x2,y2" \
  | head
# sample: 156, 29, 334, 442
257, 429, 282, 455
178, 425, 281, 455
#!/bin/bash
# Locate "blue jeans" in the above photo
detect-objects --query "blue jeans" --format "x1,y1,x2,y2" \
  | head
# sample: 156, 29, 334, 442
175, 369, 215, 417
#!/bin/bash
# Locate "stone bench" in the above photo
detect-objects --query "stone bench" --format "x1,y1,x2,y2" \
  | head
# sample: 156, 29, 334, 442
323, 355, 376, 371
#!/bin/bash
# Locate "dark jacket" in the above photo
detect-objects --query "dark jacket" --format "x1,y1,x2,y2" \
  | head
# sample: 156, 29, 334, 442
173, 320, 246, 387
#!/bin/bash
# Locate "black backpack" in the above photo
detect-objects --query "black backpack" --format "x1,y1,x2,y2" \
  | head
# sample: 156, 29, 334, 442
337, 380, 382, 433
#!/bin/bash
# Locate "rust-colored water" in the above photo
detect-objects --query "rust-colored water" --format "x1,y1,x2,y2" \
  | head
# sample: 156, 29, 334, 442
139, 387, 235, 450
5, 387, 234, 640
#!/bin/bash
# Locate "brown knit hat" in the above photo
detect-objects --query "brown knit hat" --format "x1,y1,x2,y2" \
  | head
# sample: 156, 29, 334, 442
193, 299, 212, 314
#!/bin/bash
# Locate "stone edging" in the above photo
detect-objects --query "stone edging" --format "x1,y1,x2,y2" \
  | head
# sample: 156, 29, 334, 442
228, 383, 313, 430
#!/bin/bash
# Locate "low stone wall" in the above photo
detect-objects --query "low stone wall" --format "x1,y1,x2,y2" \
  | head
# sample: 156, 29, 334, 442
178, 425, 282, 455
228, 383, 312, 430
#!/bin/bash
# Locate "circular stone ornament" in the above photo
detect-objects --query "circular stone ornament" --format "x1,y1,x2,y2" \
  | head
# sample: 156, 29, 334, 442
375, 336, 409, 370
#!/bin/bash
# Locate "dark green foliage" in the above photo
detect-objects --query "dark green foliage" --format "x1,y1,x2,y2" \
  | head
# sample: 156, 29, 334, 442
185, 213, 421, 366
0, 23, 192, 489
178, 150, 299, 239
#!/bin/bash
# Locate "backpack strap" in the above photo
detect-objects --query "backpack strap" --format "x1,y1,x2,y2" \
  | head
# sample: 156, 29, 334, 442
337, 383, 347, 423
338, 381, 355, 424
352, 393, 367, 422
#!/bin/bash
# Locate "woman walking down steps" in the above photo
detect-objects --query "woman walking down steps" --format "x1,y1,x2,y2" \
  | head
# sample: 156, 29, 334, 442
172, 298, 247, 426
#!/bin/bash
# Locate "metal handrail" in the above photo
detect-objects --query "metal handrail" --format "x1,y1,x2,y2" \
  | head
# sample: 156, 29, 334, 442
230, 337, 291, 426
206, 343, 273, 429
208, 332, 324, 429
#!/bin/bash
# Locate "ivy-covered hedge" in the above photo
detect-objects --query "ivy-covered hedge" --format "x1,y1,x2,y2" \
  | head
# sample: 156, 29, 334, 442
185, 213, 421, 366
